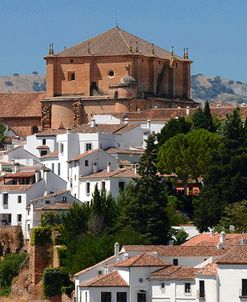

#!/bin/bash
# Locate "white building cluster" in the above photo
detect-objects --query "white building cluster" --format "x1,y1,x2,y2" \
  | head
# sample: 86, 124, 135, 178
74, 232, 247, 302
0, 121, 146, 238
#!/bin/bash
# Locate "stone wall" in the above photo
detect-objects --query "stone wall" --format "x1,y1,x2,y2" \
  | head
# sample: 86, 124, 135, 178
0, 225, 23, 254
30, 244, 51, 284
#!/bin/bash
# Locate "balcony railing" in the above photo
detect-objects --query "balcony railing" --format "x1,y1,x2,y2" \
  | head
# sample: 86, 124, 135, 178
239, 288, 247, 298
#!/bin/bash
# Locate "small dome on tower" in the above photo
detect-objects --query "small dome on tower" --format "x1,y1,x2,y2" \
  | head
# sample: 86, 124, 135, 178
119, 76, 137, 86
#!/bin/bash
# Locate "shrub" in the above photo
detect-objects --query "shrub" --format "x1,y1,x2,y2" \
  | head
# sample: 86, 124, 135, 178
43, 267, 72, 297
4, 81, 13, 87
32, 71, 38, 75
31, 226, 52, 246
0, 253, 27, 296
12, 73, 19, 76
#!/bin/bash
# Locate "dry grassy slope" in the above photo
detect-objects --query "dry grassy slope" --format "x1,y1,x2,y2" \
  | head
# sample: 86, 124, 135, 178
0, 74, 45, 92
191, 74, 247, 104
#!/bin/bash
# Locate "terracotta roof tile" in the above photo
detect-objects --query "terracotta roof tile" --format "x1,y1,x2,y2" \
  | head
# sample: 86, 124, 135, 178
105, 147, 144, 155
217, 246, 247, 264
0, 185, 32, 191
71, 123, 139, 134
36, 129, 67, 136
56, 27, 183, 61
3, 171, 35, 178
68, 149, 100, 162
197, 262, 218, 276
80, 168, 139, 180
122, 245, 227, 257
0, 92, 44, 118
79, 271, 128, 287
150, 266, 199, 280
35, 202, 72, 211
41, 151, 59, 159
115, 253, 168, 267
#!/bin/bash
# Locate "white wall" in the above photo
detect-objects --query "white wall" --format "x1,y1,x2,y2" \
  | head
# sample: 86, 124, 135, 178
25, 134, 57, 157
4, 146, 40, 166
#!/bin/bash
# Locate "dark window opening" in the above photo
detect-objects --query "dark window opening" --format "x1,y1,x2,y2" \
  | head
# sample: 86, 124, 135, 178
86, 143, 92, 151
17, 214, 22, 223
117, 292, 127, 302
85, 160, 89, 166
45, 200, 50, 204
40, 150, 47, 156
108, 70, 115, 78
173, 259, 178, 266
119, 181, 125, 191
32, 126, 39, 134
102, 181, 106, 191
185, 283, 191, 293
18, 195, 22, 203
86, 182, 90, 195
199, 280, 205, 298
242, 279, 247, 296
68, 72, 76, 81
101, 292, 111, 302
137, 293, 146, 302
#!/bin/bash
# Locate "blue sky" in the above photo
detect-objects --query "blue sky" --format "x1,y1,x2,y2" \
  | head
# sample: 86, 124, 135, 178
0, 0, 247, 81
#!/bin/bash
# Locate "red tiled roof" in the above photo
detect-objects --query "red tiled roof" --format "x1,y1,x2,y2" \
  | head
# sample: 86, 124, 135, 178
41, 151, 59, 159
71, 123, 139, 135
122, 245, 227, 257
79, 271, 128, 287
31, 190, 70, 203
68, 149, 100, 162
0, 92, 44, 118
197, 262, 218, 276
0, 185, 32, 192
105, 147, 144, 155
36, 145, 50, 150
150, 266, 199, 280
3, 171, 35, 178
115, 253, 168, 267
80, 168, 139, 180
55, 27, 184, 61
36, 129, 67, 136
35, 202, 72, 211
182, 233, 247, 247
217, 246, 247, 264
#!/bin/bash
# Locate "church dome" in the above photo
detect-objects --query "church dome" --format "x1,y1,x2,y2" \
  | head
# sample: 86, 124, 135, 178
119, 76, 137, 86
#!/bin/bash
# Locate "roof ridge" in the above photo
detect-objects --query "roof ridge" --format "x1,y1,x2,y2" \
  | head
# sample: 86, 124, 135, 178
115, 27, 131, 53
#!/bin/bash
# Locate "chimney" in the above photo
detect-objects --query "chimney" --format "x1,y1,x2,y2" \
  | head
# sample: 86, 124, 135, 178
90, 118, 96, 128
147, 119, 151, 129
114, 242, 120, 257
220, 231, 226, 244
124, 117, 129, 124
186, 106, 190, 116
107, 162, 111, 172
93, 162, 97, 173
134, 165, 137, 174
123, 252, 129, 260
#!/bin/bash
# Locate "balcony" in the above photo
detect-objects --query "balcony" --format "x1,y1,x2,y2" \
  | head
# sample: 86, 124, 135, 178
239, 288, 247, 299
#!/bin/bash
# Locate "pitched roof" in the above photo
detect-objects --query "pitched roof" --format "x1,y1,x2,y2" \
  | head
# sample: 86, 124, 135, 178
35, 202, 72, 211
182, 233, 247, 247
31, 190, 70, 203
68, 149, 100, 162
3, 171, 35, 178
36, 129, 67, 136
56, 27, 183, 60
80, 168, 139, 180
150, 266, 198, 280
41, 151, 59, 159
105, 147, 144, 155
122, 245, 227, 257
0, 92, 44, 118
217, 246, 247, 264
114, 253, 168, 267
197, 262, 218, 276
71, 123, 139, 135
79, 271, 128, 287
0, 185, 32, 192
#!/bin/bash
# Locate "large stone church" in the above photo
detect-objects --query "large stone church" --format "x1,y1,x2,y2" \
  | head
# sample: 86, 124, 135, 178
41, 26, 197, 130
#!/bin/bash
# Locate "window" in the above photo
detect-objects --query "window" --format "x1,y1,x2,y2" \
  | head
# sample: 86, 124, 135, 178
58, 163, 61, 176
3, 193, 8, 207
107, 70, 115, 78
40, 150, 47, 156
117, 292, 127, 302
86, 143, 92, 151
199, 280, 205, 298
242, 279, 247, 297
119, 181, 125, 191
27, 224, 30, 231
102, 181, 106, 191
52, 163, 55, 172
101, 292, 111, 302
60, 143, 64, 154
137, 293, 146, 302
161, 282, 165, 292
173, 259, 178, 266
74, 175, 77, 181
27, 210, 30, 216
85, 291, 88, 302
17, 195, 22, 203
86, 182, 90, 195
42, 139, 46, 145
97, 269, 104, 277
68, 72, 76, 81
45, 200, 50, 204
17, 214, 22, 223
62, 196, 67, 202
85, 160, 89, 167
185, 283, 191, 293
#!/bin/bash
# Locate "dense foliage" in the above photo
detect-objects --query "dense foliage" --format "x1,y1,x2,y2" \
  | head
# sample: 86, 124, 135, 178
31, 226, 52, 246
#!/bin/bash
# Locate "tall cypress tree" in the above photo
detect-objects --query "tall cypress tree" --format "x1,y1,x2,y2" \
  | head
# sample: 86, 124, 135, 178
119, 134, 170, 244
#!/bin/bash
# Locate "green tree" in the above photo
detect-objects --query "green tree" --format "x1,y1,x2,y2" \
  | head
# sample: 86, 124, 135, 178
172, 229, 188, 245
157, 129, 221, 184
191, 101, 215, 132
0, 123, 6, 148
40, 212, 62, 228
118, 135, 170, 244
157, 117, 191, 147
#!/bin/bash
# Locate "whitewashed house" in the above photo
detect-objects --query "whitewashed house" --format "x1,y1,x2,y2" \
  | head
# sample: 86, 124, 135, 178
0, 167, 67, 238
79, 166, 139, 202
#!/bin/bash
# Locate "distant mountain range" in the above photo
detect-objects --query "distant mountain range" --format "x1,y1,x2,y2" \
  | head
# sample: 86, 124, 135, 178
0, 73, 247, 105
